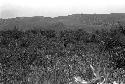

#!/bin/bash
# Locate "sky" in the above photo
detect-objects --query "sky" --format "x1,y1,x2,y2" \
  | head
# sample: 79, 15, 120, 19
0, 0, 125, 18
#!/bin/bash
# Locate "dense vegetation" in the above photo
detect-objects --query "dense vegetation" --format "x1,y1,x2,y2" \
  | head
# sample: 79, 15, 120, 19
0, 22, 125, 84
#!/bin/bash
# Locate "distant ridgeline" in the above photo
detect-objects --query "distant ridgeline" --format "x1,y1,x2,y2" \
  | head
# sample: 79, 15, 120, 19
111, 13, 125, 15
0, 13, 125, 32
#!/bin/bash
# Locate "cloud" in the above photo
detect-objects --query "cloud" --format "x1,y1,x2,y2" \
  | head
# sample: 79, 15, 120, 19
0, 0, 125, 18
0, 3, 69, 18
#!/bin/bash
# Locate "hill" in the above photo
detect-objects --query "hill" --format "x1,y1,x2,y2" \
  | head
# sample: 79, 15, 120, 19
0, 13, 125, 31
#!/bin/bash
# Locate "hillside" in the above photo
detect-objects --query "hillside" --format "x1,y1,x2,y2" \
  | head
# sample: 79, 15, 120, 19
0, 13, 125, 31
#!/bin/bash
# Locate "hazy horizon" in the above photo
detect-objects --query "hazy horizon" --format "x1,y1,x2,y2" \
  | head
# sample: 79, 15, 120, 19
0, 0, 125, 19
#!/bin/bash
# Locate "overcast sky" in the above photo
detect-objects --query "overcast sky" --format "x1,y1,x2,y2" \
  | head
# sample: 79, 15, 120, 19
0, 0, 125, 18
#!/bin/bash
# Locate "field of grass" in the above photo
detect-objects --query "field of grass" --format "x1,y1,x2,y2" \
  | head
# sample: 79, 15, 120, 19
0, 16, 125, 84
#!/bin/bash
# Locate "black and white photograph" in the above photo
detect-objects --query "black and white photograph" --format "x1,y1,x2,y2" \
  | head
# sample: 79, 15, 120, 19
0, 0, 125, 84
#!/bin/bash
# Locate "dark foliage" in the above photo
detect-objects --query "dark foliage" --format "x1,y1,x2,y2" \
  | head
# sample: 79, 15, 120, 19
39, 29, 56, 38
1, 27, 24, 40
0, 38, 10, 48
19, 39, 31, 48
0, 22, 125, 83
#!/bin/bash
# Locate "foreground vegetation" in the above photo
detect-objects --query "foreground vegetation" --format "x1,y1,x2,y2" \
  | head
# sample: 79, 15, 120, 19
0, 22, 125, 84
